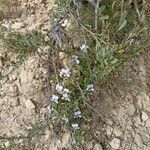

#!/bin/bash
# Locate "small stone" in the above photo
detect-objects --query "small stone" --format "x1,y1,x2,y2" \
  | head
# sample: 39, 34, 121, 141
11, 22, 25, 30
45, 129, 51, 140
137, 97, 143, 109
127, 104, 136, 116
86, 141, 94, 150
134, 134, 143, 147
106, 125, 113, 137
10, 97, 20, 106
44, 36, 50, 42
134, 116, 144, 127
113, 127, 122, 137
18, 139, 23, 143
59, 52, 65, 60
61, 19, 68, 27
93, 143, 103, 150
106, 119, 113, 126
20, 70, 28, 83
8, 85, 19, 97
110, 138, 121, 150
9, 74, 17, 82
141, 112, 149, 122
138, 92, 150, 112
4, 141, 10, 147
25, 99, 35, 110
146, 120, 150, 127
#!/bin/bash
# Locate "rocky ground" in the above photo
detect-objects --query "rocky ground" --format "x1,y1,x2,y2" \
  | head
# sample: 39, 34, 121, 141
0, 0, 149, 149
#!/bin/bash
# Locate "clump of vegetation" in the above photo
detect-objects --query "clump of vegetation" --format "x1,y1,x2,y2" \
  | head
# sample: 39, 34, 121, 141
48, 0, 149, 148
0, 25, 44, 81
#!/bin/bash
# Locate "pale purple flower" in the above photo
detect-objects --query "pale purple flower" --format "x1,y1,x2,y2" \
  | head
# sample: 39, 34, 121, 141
61, 88, 70, 101
71, 55, 80, 64
62, 93, 70, 101
63, 88, 70, 93
47, 106, 54, 114
59, 68, 71, 78
80, 44, 89, 52
51, 95, 59, 103
71, 123, 79, 130
74, 111, 82, 118
86, 84, 94, 92
56, 84, 63, 94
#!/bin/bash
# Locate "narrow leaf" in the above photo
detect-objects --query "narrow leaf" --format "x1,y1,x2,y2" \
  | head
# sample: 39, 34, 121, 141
118, 20, 127, 31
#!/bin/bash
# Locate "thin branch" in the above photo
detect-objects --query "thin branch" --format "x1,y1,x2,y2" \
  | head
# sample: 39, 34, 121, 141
95, 0, 100, 32
77, 82, 102, 117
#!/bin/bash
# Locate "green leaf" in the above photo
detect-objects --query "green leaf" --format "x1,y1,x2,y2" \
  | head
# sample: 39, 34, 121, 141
111, 58, 118, 64
119, 11, 127, 26
118, 20, 127, 31
118, 11, 127, 31
100, 15, 109, 20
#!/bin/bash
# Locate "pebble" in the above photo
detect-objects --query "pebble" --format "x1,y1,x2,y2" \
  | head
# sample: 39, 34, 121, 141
145, 120, 150, 127
24, 99, 35, 110
11, 22, 25, 30
127, 104, 136, 116
140, 92, 150, 112
137, 96, 143, 109
59, 52, 65, 60
4, 141, 10, 147
61, 19, 68, 27
110, 138, 121, 150
106, 125, 113, 137
86, 141, 94, 150
93, 143, 103, 150
134, 116, 144, 127
20, 70, 28, 83
10, 97, 20, 106
45, 129, 51, 140
43, 45, 50, 52
106, 119, 113, 126
9, 74, 17, 82
113, 127, 122, 137
134, 134, 143, 147
141, 111, 149, 122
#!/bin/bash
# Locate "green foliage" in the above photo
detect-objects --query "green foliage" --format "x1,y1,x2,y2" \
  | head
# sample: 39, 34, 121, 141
54, 0, 71, 6
0, 26, 44, 82
0, 27, 44, 63
50, 0, 149, 147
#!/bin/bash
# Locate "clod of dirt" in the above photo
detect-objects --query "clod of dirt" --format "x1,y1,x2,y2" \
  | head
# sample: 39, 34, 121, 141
106, 125, 113, 137
93, 143, 103, 150
11, 22, 25, 30
110, 138, 121, 150
86, 141, 94, 150
24, 99, 35, 110
145, 120, 150, 127
59, 52, 65, 60
113, 127, 122, 137
141, 111, 149, 122
134, 134, 143, 148
4, 141, 10, 148
126, 103, 136, 116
